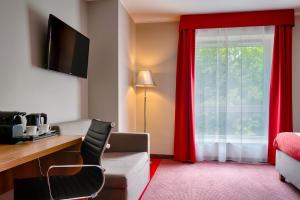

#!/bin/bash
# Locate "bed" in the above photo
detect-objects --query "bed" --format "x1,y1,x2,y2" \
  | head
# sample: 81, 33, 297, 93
274, 132, 300, 190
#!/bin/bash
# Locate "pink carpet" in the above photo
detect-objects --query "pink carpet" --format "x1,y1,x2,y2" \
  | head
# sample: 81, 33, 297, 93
141, 160, 300, 200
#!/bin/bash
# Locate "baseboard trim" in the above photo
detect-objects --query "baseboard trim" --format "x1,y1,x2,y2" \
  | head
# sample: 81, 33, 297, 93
150, 154, 173, 159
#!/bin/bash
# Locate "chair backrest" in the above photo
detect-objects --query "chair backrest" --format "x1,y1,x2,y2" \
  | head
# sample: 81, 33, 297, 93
81, 119, 113, 165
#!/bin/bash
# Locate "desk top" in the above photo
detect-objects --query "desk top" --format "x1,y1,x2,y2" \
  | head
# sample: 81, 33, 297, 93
0, 135, 83, 172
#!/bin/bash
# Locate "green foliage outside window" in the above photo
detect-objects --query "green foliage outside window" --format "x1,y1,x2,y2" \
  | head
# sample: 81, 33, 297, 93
195, 46, 268, 139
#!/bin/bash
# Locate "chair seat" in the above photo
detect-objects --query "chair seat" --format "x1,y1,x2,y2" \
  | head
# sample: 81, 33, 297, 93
14, 168, 104, 200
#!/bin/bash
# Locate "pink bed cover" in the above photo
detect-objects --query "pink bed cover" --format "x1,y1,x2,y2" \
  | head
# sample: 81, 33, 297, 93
274, 132, 300, 162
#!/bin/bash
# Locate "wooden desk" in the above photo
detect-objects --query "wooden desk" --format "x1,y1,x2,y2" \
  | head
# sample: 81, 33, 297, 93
0, 135, 82, 173
0, 135, 83, 198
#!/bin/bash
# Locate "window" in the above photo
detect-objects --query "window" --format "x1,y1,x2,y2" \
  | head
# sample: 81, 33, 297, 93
195, 26, 274, 163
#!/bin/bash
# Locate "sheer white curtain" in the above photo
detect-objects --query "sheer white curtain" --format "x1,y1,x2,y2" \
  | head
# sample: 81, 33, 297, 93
195, 26, 274, 163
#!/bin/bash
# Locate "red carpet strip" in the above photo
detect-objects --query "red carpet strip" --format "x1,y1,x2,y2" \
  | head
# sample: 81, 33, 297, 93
138, 159, 161, 200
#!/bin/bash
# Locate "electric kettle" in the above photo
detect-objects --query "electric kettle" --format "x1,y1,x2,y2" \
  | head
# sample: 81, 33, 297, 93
26, 113, 47, 127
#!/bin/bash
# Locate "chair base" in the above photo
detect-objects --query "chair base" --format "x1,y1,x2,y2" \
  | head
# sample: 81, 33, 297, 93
14, 177, 50, 200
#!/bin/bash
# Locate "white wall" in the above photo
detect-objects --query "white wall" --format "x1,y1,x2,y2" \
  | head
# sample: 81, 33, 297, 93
87, 0, 119, 127
136, 22, 178, 155
293, 16, 300, 131
87, 0, 136, 131
118, 2, 136, 131
0, 0, 88, 123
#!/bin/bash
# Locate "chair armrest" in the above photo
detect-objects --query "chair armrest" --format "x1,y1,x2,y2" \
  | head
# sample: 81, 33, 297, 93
106, 132, 150, 154
46, 164, 105, 199
37, 151, 83, 176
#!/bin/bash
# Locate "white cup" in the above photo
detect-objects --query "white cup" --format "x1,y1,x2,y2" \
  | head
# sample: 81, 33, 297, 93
26, 126, 38, 135
39, 124, 51, 134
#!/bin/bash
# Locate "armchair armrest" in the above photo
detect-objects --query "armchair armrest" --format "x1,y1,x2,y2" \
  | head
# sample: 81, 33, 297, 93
46, 164, 105, 199
106, 132, 150, 154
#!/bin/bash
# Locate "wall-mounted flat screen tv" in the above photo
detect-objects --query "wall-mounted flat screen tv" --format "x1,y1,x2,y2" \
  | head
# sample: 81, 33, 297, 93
46, 14, 89, 78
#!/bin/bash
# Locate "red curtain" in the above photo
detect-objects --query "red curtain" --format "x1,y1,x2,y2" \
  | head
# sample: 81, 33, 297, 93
174, 29, 196, 162
174, 9, 294, 164
180, 9, 294, 29
268, 25, 293, 164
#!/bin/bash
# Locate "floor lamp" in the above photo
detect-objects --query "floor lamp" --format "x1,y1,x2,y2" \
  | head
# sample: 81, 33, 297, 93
136, 70, 156, 133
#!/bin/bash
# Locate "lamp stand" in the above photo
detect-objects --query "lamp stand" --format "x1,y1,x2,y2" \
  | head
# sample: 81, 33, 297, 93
144, 87, 147, 133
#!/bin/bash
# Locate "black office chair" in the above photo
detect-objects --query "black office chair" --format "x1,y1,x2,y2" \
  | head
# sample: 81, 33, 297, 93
14, 119, 114, 200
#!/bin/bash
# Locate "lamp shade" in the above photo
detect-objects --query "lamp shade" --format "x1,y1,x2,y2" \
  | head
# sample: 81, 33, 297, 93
136, 70, 156, 87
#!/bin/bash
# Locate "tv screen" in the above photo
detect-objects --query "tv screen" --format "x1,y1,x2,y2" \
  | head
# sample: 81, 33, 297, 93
46, 14, 89, 78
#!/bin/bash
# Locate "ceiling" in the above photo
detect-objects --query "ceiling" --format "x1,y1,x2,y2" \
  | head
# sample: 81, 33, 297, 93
120, 0, 300, 23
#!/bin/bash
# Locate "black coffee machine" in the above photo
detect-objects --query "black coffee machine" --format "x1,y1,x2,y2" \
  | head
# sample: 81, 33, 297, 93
0, 111, 27, 144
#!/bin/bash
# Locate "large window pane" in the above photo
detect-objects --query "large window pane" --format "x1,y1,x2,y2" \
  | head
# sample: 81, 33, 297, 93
195, 26, 274, 163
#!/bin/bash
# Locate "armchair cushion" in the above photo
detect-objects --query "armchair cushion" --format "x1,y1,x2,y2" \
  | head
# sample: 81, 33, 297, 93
106, 132, 150, 154
102, 152, 149, 188
51, 119, 92, 136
